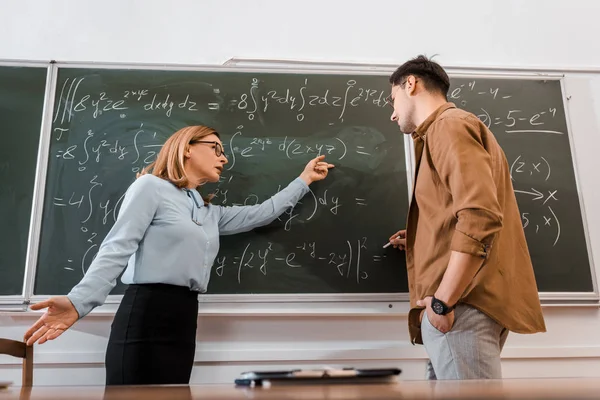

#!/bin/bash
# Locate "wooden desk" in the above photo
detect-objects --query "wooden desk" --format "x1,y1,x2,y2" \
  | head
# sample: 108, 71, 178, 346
2, 378, 600, 399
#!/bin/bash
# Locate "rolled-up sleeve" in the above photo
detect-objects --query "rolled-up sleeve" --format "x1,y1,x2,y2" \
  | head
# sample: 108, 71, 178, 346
428, 117, 503, 258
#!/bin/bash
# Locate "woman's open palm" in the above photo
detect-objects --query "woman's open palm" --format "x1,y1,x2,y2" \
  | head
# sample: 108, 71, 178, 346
24, 296, 79, 345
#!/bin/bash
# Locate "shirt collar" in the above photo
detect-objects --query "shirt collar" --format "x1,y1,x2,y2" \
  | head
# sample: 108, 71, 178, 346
184, 188, 203, 208
412, 102, 456, 140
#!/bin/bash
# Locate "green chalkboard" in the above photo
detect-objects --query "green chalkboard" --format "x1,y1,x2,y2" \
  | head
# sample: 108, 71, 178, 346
0, 65, 46, 295
29, 66, 593, 297
34, 67, 409, 296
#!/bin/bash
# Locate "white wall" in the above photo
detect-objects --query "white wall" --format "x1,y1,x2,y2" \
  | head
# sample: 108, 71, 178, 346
1, 0, 600, 386
2, 0, 600, 69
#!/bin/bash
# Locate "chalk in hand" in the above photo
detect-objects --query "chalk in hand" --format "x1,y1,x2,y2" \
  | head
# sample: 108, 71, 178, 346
383, 236, 400, 249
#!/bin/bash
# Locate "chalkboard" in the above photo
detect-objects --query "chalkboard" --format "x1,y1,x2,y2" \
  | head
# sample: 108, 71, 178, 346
29, 66, 594, 297
446, 77, 592, 292
0, 65, 47, 296
33, 68, 409, 296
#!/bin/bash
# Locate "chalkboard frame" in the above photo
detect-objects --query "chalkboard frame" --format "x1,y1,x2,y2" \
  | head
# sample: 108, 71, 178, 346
545, 75, 597, 302
0, 60, 52, 311
0, 59, 596, 313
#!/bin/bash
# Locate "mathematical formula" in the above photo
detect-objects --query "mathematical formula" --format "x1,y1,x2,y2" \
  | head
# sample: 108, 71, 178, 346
510, 154, 561, 246
214, 237, 378, 285
52, 76, 391, 126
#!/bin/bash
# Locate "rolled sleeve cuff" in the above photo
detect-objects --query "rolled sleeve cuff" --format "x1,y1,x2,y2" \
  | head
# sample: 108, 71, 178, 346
450, 230, 491, 258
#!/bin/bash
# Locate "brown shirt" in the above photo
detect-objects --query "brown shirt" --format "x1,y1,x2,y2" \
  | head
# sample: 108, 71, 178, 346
406, 102, 546, 344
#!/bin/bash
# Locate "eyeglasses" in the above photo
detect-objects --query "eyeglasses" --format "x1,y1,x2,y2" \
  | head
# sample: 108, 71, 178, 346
386, 78, 416, 108
190, 140, 224, 157
385, 94, 393, 108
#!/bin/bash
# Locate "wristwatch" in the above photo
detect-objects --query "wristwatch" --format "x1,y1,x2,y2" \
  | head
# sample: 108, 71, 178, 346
431, 296, 455, 315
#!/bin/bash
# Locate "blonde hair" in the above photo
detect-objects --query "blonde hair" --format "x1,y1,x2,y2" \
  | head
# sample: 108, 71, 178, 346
139, 125, 220, 191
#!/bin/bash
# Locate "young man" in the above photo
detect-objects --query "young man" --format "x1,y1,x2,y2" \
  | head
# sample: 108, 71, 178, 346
387, 55, 546, 380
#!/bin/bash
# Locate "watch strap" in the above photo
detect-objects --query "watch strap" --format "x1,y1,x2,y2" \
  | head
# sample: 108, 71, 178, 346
432, 295, 455, 315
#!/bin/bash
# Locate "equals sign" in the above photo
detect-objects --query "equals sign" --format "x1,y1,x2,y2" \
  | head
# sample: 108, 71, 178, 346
373, 256, 382, 262
355, 198, 367, 206
356, 146, 371, 155
208, 103, 219, 110
64, 259, 74, 270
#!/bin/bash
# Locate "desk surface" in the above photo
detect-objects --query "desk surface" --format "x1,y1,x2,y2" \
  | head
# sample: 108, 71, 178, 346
2, 378, 600, 400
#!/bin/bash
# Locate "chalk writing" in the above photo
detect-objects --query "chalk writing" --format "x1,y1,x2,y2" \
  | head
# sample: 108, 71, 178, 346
511, 154, 561, 246
34, 69, 587, 297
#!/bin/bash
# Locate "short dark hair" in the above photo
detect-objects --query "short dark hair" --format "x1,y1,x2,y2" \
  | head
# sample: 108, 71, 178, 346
389, 55, 450, 97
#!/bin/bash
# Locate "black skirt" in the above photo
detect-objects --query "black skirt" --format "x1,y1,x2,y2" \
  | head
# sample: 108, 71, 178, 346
105, 283, 199, 385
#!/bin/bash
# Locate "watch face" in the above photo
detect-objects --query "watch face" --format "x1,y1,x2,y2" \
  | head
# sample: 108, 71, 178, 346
432, 301, 444, 314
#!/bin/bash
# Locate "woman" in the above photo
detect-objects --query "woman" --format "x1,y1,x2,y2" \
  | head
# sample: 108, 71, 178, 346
24, 125, 334, 385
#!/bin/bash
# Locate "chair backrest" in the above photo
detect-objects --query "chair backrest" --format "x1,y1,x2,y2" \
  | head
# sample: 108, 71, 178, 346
0, 339, 33, 387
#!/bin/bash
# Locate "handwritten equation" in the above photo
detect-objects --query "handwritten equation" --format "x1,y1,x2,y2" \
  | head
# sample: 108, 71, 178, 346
233, 77, 389, 122
447, 80, 564, 135
53, 125, 382, 179
510, 154, 561, 246
52, 76, 390, 128
215, 237, 381, 285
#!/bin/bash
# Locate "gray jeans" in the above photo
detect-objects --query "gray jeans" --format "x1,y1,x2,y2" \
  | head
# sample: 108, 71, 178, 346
421, 304, 509, 380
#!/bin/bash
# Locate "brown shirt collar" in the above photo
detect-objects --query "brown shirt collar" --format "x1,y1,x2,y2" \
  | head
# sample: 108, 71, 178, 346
412, 102, 456, 140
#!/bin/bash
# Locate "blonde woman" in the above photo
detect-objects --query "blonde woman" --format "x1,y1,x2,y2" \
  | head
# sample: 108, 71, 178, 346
24, 125, 334, 385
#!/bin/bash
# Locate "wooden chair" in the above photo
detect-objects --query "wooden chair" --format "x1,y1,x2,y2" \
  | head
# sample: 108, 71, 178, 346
0, 339, 33, 386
